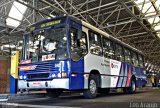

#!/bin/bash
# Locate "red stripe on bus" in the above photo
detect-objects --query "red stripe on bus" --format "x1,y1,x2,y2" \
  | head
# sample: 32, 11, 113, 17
126, 66, 131, 87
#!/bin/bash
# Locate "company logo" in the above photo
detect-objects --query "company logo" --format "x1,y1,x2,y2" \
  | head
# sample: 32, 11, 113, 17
19, 65, 37, 71
111, 63, 118, 68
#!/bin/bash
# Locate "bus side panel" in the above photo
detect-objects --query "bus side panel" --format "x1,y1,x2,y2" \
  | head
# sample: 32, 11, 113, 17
84, 54, 147, 89
140, 68, 147, 86
116, 62, 125, 88
69, 59, 84, 90
117, 63, 147, 88
101, 58, 111, 88
109, 59, 122, 88
117, 62, 132, 88
125, 64, 132, 87
84, 54, 146, 89
84, 54, 105, 88
135, 67, 140, 87
115, 62, 135, 88
135, 67, 147, 87
84, 54, 125, 88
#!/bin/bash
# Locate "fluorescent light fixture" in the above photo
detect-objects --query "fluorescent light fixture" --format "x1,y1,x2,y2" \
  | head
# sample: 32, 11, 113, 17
6, 1, 27, 27
2, 44, 16, 48
48, 14, 56, 19
17, 46, 22, 50
6, 18, 21, 27
18, 40, 23, 43
155, 0, 160, 9
154, 25, 160, 31
29, 48, 35, 52
157, 34, 160, 38
147, 17, 159, 24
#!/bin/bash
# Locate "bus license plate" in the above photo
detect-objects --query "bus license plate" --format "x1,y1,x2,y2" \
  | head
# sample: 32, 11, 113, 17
32, 82, 41, 87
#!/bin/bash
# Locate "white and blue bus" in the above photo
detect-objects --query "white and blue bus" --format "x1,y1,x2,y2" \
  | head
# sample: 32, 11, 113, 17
18, 16, 147, 98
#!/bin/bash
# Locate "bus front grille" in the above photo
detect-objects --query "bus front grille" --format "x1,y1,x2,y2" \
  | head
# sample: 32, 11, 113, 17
27, 73, 50, 79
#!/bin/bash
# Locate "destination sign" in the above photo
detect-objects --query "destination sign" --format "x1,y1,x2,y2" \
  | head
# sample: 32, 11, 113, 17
28, 17, 66, 32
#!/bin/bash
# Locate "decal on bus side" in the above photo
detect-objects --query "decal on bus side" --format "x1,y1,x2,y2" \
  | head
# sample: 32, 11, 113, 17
110, 59, 121, 87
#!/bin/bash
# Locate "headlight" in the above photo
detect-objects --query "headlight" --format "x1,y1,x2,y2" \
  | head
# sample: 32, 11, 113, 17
23, 75, 27, 79
51, 74, 56, 78
58, 73, 61, 78
19, 75, 23, 79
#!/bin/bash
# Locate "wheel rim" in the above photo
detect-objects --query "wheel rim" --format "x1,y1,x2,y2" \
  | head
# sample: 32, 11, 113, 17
132, 81, 136, 92
89, 79, 97, 94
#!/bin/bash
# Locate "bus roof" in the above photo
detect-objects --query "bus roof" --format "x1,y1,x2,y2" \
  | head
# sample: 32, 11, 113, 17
81, 19, 143, 55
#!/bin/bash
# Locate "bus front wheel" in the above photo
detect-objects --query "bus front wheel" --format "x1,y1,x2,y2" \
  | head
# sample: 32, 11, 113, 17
83, 74, 98, 99
46, 89, 62, 98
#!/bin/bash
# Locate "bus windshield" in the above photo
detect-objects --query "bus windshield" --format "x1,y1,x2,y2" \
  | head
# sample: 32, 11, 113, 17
23, 27, 68, 62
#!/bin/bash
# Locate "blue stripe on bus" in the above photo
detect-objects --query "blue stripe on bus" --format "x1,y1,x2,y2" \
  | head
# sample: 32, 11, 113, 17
118, 62, 124, 87
122, 63, 128, 87
121, 63, 125, 87
121, 63, 124, 87
116, 63, 122, 87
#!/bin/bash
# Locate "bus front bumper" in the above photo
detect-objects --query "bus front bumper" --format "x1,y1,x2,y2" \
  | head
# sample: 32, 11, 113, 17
18, 78, 69, 89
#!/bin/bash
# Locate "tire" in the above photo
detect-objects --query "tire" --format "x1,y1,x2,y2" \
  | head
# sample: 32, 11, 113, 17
83, 74, 98, 99
46, 89, 62, 98
123, 79, 136, 94
99, 88, 110, 94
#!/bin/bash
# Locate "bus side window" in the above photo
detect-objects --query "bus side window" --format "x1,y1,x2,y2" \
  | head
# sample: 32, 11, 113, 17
138, 54, 144, 67
89, 31, 102, 56
80, 32, 88, 55
115, 44, 124, 61
70, 27, 87, 61
102, 38, 114, 59
124, 48, 131, 64
131, 51, 139, 66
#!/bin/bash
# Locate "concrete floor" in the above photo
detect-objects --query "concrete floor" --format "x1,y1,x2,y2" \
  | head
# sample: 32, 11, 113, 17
1, 87, 160, 108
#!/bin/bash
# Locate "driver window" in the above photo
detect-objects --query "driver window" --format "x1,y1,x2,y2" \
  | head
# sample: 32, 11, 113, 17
70, 27, 87, 61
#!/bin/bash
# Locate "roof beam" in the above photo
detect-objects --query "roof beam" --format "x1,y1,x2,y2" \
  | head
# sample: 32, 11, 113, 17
39, 0, 67, 14
117, 32, 148, 39
73, 1, 118, 15
119, 1, 156, 39
0, 0, 14, 8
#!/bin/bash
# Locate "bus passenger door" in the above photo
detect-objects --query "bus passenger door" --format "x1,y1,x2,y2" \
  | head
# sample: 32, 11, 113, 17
69, 21, 88, 90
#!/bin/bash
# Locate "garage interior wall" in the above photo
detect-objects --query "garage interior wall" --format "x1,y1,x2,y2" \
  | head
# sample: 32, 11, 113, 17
0, 56, 10, 93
